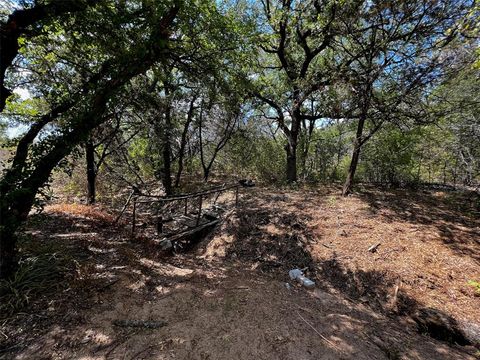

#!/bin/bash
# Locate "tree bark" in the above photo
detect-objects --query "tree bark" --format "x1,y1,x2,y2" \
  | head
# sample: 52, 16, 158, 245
300, 119, 315, 178
85, 137, 96, 204
342, 115, 366, 196
286, 104, 301, 183
286, 140, 297, 183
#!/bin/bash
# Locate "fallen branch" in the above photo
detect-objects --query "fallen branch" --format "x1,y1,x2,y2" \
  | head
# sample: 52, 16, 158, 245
114, 190, 135, 224
112, 320, 167, 329
296, 311, 342, 352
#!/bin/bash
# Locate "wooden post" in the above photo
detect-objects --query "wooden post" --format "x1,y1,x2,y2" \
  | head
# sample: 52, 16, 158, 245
184, 198, 188, 215
131, 196, 137, 236
235, 186, 239, 207
196, 195, 203, 226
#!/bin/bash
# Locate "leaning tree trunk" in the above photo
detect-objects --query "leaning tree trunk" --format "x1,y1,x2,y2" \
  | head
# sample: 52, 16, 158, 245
342, 115, 366, 196
85, 138, 96, 204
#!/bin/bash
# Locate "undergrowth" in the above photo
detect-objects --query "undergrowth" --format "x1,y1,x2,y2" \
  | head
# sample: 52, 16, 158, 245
0, 239, 75, 317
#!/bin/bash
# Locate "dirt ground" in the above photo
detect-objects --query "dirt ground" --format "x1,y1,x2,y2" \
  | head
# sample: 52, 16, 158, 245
1, 186, 479, 359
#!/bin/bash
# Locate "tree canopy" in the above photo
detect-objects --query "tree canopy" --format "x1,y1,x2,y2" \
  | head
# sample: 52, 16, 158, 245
0, 0, 478, 278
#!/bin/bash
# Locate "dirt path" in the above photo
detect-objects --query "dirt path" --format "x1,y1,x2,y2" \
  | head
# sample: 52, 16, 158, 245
1, 187, 479, 359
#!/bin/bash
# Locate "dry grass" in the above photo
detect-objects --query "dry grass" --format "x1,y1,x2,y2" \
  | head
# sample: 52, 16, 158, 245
46, 203, 116, 224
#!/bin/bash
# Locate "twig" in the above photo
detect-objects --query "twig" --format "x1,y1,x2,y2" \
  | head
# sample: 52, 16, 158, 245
296, 311, 342, 352
98, 278, 120, 292
114, 190, 135, 224
104, 339, 124, 359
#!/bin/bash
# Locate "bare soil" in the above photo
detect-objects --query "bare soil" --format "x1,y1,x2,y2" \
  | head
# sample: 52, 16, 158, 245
1, 186, 479, 359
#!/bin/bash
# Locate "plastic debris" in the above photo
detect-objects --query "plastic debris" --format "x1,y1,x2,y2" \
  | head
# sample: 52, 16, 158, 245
288, 268, 315, 289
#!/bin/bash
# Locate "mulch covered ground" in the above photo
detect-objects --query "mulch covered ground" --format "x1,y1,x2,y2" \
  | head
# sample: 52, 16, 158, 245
1, 185, 479, 359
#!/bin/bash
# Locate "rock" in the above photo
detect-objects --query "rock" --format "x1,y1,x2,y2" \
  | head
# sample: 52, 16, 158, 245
239, 179, 255, 187
289, 269, 303, 280
159, 239, 173, 251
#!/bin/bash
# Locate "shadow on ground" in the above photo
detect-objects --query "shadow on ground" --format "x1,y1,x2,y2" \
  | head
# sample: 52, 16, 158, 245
357, 187, 480, 264
1, 195, 478, 359
209, 190, 479, 349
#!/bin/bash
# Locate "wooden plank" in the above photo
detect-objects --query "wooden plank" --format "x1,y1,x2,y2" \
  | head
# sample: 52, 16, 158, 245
135, 184, 239, 203
157, 219, 220, 243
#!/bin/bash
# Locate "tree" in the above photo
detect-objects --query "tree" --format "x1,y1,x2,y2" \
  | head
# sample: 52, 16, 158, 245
0, 0, 99, 111
197, 90, 241, 181
252, 0, 357, 183
84, 113, 125, 204
0, 1, 180, 278
340, 0, 472, 195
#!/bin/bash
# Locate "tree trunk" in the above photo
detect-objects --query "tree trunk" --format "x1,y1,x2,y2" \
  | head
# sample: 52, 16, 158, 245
85, 138, 96, 204
203, 166, 211, 182
175, 96, 195, 188
342, 115, 366, 196
286, 105, 300, 183
162, 94, 173, 196
0, 221, 17, 279
300, 119, 315, 178
286, 139, 297, 183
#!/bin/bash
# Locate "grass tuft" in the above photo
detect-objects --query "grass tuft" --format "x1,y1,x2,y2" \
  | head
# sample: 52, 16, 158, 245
0, 253, 73, 317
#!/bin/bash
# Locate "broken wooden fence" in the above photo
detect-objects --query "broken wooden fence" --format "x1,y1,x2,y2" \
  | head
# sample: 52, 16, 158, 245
130, 183, 240, 237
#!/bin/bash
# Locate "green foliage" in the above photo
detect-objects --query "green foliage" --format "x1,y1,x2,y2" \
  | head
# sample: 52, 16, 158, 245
252, 137, 286, 183
467, 280, 480, 295
361, 126, 423, 186
0, 251, 73, 316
